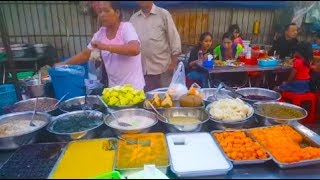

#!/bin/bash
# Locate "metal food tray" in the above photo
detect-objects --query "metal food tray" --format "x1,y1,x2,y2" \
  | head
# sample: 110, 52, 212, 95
115, 133, 170, 177
48, 138, 118, 178
211, 130, 272, 165
247, 123, 320, 169
0, 142, 66, 179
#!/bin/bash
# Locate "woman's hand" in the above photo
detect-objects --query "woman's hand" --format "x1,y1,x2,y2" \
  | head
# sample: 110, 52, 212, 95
91, 41, 107, 50
54, 61, 67, 67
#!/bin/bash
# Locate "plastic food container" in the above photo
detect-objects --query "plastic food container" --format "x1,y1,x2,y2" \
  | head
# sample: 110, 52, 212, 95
258, 59, 279, 67
166, 132, 233, 177
49, 138, 117, 179
94, 171, 123, 179
116, 133, 170, 177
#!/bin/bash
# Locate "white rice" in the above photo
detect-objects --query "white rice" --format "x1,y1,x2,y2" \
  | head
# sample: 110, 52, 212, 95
0, 120, 46, 137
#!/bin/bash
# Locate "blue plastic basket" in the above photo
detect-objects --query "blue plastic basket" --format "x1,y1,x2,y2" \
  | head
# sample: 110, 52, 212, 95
0, 84, 18, 115
258, 59, 279, 67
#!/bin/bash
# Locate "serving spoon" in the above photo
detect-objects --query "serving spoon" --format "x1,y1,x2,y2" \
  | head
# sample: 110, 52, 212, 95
29, 98, 38, 127
147, 101, 168, 123
97, 96, 132, 127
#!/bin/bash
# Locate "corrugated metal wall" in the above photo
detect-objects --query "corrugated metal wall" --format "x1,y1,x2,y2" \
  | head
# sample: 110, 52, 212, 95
0, 1, 313, 59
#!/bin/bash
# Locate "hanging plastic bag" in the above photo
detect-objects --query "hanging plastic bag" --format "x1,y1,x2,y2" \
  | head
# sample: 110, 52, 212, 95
167, 62, 188, 100
85, 58, 104, 95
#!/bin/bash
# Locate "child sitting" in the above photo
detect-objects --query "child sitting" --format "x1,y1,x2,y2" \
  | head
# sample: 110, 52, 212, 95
275, 41, 313, 94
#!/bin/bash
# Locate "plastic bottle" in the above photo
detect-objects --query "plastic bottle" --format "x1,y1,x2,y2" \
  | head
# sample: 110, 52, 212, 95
246, 45, 252, 59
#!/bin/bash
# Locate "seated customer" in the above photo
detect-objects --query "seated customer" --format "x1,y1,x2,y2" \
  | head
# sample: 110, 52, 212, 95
214, 32, 243, 60
275, 41, 313, 94
187, 32, 213, 88
269, 23, 298, 59
213, 32, 246, 87
228, 24, 244, 47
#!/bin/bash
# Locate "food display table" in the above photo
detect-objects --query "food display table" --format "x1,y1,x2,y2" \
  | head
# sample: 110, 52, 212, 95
199, 64, 292, 74
0, 119, 320, 179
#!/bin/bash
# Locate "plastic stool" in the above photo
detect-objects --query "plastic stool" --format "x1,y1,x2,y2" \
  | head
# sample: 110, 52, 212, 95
281, 91, 317, 125
315, 92, 320, 120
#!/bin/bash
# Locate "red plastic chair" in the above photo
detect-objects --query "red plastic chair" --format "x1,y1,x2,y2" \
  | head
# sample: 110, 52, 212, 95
281, 91, 318, 125
315, 92, 320, 120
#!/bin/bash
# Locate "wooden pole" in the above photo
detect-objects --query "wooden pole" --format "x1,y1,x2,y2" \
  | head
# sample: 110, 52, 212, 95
0, 6, 22, 100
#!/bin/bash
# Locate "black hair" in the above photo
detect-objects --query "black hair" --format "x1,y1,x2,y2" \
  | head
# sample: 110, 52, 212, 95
295, 41, 313, 67
284, 23, 297, 32
228, 24, 241, 34
222, 32, 234, 41
97, 1, 122, 20
198, 32, 213, 47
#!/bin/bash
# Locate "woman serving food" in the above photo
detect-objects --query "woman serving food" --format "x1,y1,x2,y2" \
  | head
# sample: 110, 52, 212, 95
55, 1, 145, 90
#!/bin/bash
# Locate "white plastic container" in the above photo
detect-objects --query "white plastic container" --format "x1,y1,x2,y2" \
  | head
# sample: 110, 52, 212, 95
166, 132, 233, 177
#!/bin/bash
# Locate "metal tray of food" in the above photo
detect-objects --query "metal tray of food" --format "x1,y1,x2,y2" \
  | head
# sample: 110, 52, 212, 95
48, 138, 118, 178
0, 142, 66, 179
248, 123, 320, 168
115, 133, 170, 177
211, 129, 272, 165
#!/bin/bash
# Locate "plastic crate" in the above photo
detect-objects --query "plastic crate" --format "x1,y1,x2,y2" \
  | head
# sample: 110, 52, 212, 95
0, 84, 18, 115
93, 171, 122, 179
17, 71, 35, 80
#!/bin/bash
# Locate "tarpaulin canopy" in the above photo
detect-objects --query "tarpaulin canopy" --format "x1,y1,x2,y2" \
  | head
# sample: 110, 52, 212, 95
118, 1, 288, 9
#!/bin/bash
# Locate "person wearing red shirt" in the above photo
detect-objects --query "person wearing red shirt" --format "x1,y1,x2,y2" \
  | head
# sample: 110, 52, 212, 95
274, 41, 312, 94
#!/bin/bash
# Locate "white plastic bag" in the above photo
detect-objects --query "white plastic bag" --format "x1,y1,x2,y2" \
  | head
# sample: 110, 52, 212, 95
167, 62, 188, 100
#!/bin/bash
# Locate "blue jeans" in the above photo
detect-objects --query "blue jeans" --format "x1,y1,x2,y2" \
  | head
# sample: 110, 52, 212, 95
279, 80, 310, 94
187, 71, 209, 88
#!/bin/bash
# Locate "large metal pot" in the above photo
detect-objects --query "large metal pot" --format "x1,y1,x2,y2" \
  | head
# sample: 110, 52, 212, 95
0, 111, 51, 150
59, 95, 105, 113
47, 110, 105, 142
235, 87, 281, 105
157, 107, 210, 132
253, 101, 308, 126
104, 108, 158, 136
25, 79, 46, 98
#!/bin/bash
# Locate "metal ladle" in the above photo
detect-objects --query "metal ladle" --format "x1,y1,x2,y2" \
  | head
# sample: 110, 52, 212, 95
97, 96, 132, 127
29, 97, 38, 127
147, 101, 168, 123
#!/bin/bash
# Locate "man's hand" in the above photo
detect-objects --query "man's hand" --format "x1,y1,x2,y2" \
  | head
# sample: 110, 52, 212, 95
167, 55, 179, 74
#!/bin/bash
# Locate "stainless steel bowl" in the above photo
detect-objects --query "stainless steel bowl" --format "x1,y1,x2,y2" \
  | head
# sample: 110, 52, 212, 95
157, 107, 210, 132
47, 110, 105, 142
146, 87, 169, 99
253, 101, 308, 126
10, 97, 59, 114
59, 95, 105, 113
0, 111, 51, 150
25, 80, 46, 98
200, 88, 234, 105
104, 108, 158, 136
205, 101, 254, 130
235, 87, 281, 105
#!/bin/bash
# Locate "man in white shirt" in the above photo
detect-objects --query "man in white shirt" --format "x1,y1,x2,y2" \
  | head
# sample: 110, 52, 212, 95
130, 1, 182, 91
